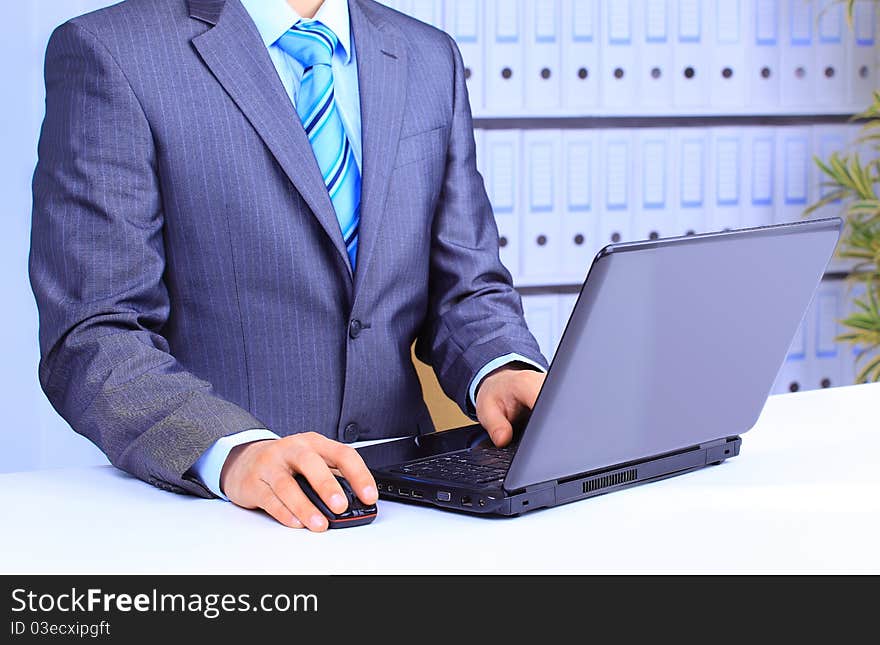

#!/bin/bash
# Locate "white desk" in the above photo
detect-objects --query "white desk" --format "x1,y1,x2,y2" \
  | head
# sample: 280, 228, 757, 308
1, 383, 878, 575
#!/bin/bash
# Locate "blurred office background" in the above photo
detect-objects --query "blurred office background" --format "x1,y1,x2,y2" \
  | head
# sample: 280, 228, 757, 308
2, 0, 876, 474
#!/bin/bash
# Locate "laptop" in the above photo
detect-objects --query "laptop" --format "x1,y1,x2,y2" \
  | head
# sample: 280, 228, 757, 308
357, 218, 842, 516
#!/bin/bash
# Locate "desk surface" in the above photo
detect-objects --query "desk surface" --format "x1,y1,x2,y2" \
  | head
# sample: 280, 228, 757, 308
2, 383, 878, 575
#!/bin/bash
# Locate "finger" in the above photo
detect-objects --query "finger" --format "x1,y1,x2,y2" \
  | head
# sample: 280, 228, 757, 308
321, 441, 378, 505
288, 449, 349, 515
257, 487, 304, 529
512, 372, 543, 410
265, 473, 328, 532
478, 399, 514, 447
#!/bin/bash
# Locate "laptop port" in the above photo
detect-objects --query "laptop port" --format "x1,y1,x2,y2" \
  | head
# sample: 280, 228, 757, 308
411, 490, 424, 499
398, 488, 410, 497
461, 496, 472, 507
436, 491, 452, 502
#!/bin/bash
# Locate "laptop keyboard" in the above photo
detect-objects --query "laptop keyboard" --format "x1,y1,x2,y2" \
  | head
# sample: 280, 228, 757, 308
390, 445, 515, 486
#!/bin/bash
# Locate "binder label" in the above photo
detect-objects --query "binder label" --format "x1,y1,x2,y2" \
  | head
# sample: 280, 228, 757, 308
716, 0, 741, 44
716, 137, 740, 206
606, 141, 629, 210
680, 139, 705, 208
755, 0, 778, 45
489, 142, 516, 212
817, 0, 843, 43
783, 137, 808, 205
789, 1, 813, 45
572, 0, 596, 41
567, 141, 592, 212
854, 3, 876, 45
535, 0, 558, 42
643, 140, 667, 209
454, 0, 479, 42
645, 0, 668, 43
608, 0, 632, 44
678, 0, 702, 42
751, 137, 774, 206
529, 143, 555, 212
495, 0, 520, 43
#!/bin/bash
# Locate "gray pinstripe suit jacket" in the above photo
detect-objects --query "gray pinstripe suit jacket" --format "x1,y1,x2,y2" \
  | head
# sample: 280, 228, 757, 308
29, 0, 546, 497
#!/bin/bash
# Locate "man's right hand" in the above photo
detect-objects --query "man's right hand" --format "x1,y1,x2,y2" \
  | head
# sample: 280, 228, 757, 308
219, 432, 378, 532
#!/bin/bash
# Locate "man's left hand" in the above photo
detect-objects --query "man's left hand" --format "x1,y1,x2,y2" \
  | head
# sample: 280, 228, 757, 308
475, 367, 546, 447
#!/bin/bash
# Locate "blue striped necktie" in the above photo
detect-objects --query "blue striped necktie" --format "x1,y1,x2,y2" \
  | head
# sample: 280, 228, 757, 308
278, 20, 361, 269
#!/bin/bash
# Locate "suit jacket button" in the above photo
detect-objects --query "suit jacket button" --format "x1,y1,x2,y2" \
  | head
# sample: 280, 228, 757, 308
348, 319, 362, 339
343, 423, 360, 442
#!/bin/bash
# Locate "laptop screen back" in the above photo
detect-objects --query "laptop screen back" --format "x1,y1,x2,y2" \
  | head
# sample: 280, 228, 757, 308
504, 219, 842, 491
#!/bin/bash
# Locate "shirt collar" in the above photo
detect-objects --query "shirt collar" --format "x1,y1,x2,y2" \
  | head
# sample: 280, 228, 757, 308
240, 0, 353, 64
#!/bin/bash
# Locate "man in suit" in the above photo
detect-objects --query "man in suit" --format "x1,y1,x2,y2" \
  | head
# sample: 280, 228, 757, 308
30, 0, 547, 532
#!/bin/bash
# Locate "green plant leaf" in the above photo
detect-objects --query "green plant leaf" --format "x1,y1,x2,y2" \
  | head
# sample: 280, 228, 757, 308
856, 353, 880, 383
809, 65, 880, 374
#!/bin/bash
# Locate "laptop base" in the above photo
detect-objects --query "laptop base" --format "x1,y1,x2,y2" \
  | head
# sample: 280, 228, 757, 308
361, 428, 742, 517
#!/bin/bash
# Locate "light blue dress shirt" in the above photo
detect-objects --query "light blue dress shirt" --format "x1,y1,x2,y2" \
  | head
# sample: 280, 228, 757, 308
192, 0, 544, 500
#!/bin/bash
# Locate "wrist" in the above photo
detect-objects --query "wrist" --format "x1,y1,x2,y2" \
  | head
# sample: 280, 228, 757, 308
476, 363, 531, 399
220, 438, 275, 496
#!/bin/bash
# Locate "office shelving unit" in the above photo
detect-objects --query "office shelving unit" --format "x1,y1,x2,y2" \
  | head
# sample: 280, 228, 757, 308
8, 0, 877, 473
382, 0, 879, 395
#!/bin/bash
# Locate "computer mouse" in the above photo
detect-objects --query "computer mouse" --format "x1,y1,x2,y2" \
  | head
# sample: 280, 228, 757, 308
294, 474, 377, 529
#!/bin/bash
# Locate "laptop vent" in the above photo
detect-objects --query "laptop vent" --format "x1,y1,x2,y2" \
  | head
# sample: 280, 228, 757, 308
582, 469, 638, 494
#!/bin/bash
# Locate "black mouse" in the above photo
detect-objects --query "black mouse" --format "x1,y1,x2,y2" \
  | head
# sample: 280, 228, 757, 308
294, 474, 377, 528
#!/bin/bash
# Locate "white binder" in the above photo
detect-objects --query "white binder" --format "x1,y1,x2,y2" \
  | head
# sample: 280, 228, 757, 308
708, 128, 743, 232
557, 293, 580, 330
774, 126, 812, 224
634, 129, 673, 241
748, 0, 781, 110
741, 126, 776, 229
485, 0, 525, 114
780, 0, 815, 107
638, 0, 675, 108
672, 0, 709, 108
408, 0, 445, 28
708, 0, 747, 109
521, 130, 564, 284
601, 0, 638, 107
598, 130, 634, 247
521, 295, 560, 361
445, 0, 485, 116
671, 128, 709, 236
484, 130, 522, 281
526, 0, 563, 111
561, 130, 599, 284
562, 0, 601, 110
815, 0, 847, 109
808, 282, 844, 391
849, 1, 878, 110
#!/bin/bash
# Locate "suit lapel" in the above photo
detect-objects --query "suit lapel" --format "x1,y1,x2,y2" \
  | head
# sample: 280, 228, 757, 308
189, 0, 353, 282
348, 0, 408, 299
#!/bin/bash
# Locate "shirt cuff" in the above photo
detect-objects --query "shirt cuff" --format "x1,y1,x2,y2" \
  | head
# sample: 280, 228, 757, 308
468, 353, 547, 411
191, 428, 281, 500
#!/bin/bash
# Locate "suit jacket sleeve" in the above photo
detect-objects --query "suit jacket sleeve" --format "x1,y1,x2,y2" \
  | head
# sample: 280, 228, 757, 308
415, 34, 549, 413
29, 21, 265, 498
